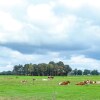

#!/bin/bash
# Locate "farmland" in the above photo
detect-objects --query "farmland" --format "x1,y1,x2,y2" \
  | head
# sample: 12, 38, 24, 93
0, 75, 100, 100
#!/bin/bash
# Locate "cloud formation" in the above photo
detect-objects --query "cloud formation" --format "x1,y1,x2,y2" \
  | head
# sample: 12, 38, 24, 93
0, 0, 100, 71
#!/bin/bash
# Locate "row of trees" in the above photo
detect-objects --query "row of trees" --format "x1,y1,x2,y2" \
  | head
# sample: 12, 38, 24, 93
12, 61, 72, 76
0, 61, 100, 76
69, 69, 100, 75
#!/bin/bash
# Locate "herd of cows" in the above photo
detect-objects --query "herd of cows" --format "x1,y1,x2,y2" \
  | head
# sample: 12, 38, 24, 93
59, 80, 97, 85
20, 76, 100, 86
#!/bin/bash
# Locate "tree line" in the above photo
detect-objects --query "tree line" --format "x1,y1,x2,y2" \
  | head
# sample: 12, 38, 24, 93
0, 61, 100, 76
69, 69, 100, 75
12, 61, 72, 76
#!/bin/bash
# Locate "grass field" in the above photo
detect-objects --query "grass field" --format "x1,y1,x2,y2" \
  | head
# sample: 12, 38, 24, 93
0, 75, 100, 100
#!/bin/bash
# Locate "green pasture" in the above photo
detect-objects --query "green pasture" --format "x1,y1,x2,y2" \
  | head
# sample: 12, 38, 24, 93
0, 75, 100, 100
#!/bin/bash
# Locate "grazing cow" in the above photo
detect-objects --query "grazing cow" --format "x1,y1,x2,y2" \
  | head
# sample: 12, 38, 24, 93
59, 81, 70, 85
48, 76, 54, 79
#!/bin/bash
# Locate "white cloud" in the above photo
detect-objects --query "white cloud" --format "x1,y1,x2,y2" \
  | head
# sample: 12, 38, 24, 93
26, 3, 78, 44
81, 21, 100, 46
49, 15, 77, 33
27, 3, 57, 25
85, 24, 100, 38
0, 11, 23, 32
58, 0, 84, 9
58, 0, 100, 11
0, 31, 29, 44
69, 55, 95, 63
0, 64, 13, 72
87, 0, 100, 10
67, 55, 100, 71
0, 0, 26, 7
0, 46, 36, 69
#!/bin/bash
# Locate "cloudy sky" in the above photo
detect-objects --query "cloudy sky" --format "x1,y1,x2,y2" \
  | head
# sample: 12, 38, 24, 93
0, 0, 100, 72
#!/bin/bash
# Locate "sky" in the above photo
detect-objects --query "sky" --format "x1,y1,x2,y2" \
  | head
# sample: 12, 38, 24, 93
0, 0, 100, 72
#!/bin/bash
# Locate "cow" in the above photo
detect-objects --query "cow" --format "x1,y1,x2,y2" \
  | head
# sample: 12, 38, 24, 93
21, 80, 27, 83
48, 76, 54, 79
84, 80, 90, 84
59, 81, 70, 85
76, 82, 86, 85
90, 80, 96, 84
76, 80, 96, 86
84, 80, 96, 84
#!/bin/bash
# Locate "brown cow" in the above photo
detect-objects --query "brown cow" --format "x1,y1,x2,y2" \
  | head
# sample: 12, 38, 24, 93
76, 82, 86, 85
76, 80, 96, 85
48, 76, 54, 79
59, 81, 70, 85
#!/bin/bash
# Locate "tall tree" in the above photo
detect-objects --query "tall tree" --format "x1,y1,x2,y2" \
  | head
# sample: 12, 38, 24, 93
77, 70, 83, 75
73, 69, 78, 75
91, 70, 99, 75
13, 64, 23, 75
83, 69, 91, 75
49, 61, 55, 65
23, 64, 29, 75
64, 65, 72, 75
34, 64, 38, 76
38, 63, 47, 76
28, 63, 34, 76
47, 64, 54, 76
56, 61, 64, 66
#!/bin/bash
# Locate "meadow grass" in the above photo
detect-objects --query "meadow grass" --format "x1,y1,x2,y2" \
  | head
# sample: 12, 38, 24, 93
0, 75, 100, 100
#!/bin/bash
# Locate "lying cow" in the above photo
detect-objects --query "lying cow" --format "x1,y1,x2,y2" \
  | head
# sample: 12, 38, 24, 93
84, 80, 96, 84
59, 81, 70, 85
76, 81, 86, 85
76, 80, 96, 85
